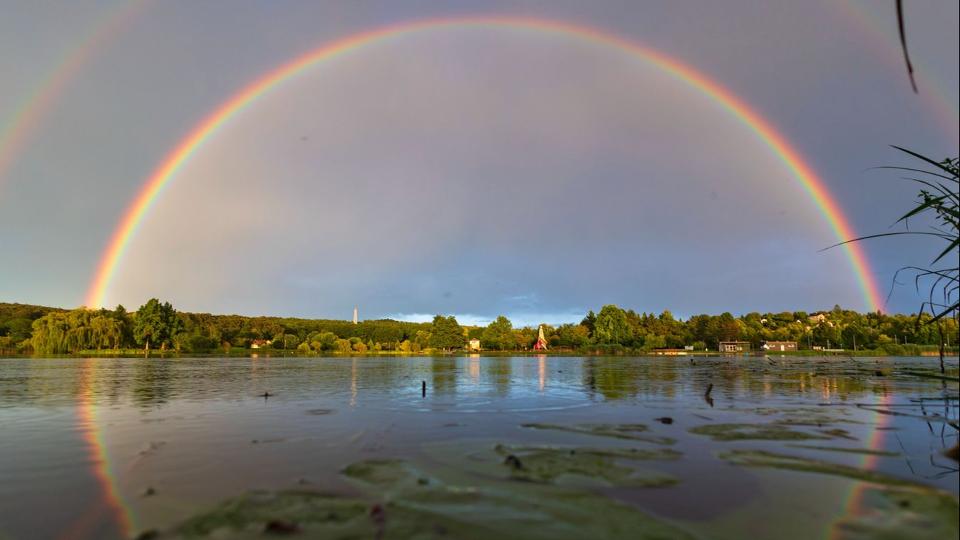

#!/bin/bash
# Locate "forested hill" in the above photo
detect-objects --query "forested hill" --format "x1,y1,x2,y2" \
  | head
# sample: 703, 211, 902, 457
0, 302, 64, 342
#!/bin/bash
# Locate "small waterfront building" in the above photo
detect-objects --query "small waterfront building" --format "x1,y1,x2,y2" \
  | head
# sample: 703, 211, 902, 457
467, 338, 481, 352
762, 340, 797, 352
719, 341, 751, 353
250, 339, 272, 349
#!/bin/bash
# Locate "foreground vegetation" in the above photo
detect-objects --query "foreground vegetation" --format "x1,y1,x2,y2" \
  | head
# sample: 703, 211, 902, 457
1, 300, 956, 356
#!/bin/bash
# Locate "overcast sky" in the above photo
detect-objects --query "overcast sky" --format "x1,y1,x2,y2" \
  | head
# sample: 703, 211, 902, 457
0, 1, 957, 325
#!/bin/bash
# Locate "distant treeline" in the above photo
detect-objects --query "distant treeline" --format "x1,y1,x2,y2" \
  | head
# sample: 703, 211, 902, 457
0, 301, 956, 356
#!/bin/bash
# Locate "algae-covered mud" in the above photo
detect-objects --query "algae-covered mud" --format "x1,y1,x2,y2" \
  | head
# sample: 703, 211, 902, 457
0, 356, 956, 539
167, 458, 693, 540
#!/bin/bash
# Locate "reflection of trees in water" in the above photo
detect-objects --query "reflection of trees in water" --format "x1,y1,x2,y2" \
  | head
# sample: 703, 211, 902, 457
2, 357, 939, 411
346, 357, 414, 404
788, 372, 873, 401
637, 360, 678, 399
583, 358, 597, 399
361, 358, 407, 389
581, 358, 681, 401
19, 359, 78, 404
486, 358, 512, 396
430, 358, 457, 397
703, 360, 879, 402
16, 359, 111, 406
76, 359, 130, 410
582, 358, 640, 401
576, 357, 892, 403
132, 359, 173, 408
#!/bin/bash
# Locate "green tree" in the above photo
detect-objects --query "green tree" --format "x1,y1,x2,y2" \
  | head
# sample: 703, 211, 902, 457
580, 311, 597, 335
89, 314, 121, 350
555, 324, 591, 348
482, 315, 514, 350
594, 305, 632, 345
334, 338, 353, 353
133, 299, 182, 352
112, 304, 133, 347
31, 312, 71, 354
429, 315, 463, 351
2, 317, 33, 343
715, 312, 741, 342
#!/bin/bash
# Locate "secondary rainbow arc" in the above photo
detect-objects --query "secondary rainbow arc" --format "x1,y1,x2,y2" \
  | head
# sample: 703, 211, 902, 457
0, 0, 149, 192
838, 1, 959, 143
83, 16, 884, 312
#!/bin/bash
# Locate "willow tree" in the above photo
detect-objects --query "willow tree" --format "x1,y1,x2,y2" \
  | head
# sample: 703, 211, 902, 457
31, 312, 70, 354
89, 314, 122, 350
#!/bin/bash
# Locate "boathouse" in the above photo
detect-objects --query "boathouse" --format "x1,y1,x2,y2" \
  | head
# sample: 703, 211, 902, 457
718, 341, 751, 353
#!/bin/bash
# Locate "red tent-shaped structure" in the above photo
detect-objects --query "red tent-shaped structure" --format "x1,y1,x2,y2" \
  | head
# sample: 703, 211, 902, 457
533, 325, 548, 350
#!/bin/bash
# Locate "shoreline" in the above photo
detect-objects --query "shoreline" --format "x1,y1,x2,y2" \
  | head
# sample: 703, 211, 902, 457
2, 349, 957, 360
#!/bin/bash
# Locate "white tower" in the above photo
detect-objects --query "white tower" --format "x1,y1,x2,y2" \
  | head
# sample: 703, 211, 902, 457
353, 306, 358, 324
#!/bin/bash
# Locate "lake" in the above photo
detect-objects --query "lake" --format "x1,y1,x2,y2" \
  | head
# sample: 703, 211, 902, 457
0, 355, 957, 539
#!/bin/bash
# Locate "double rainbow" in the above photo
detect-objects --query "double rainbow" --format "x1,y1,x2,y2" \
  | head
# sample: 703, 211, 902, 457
83, 16, 883, 311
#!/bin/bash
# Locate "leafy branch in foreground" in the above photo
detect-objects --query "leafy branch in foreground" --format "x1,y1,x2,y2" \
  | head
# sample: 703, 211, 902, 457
826, 147, 958, 323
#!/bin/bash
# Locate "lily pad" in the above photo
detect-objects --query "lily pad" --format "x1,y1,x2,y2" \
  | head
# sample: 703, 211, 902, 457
689, 423, 831, 441
493, 444, 679, 487
522, 423, 675, 445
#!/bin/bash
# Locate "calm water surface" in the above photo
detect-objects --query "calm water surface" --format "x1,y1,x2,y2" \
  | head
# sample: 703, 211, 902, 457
0, 355, 957, 539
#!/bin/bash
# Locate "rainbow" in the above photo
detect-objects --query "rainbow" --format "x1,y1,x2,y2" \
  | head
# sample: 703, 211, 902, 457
828, 391, 893, 539
0, 0, 149, 193
83, 16, 883, 311
60, 359, 136, 540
